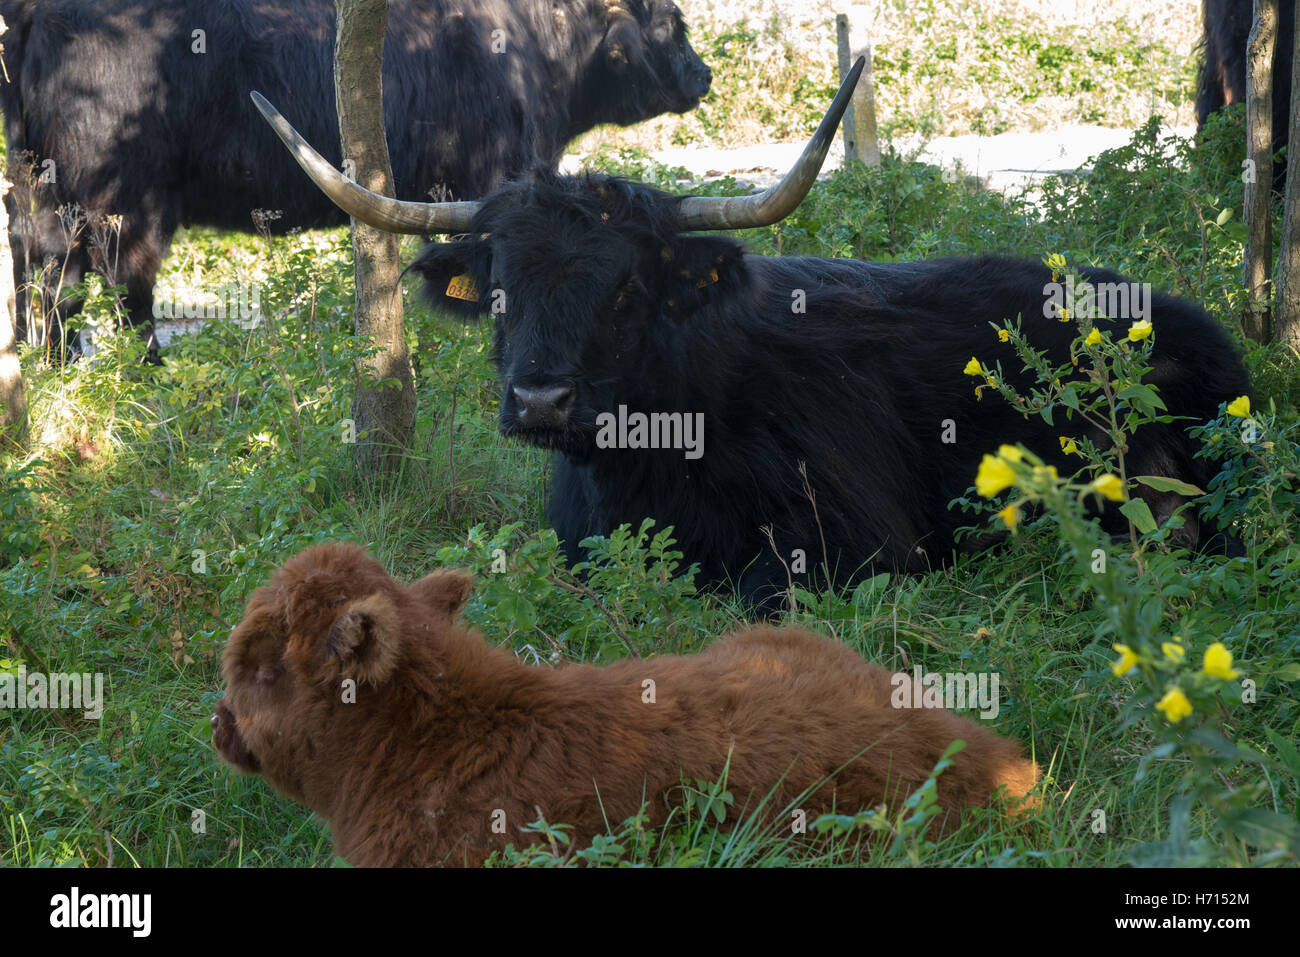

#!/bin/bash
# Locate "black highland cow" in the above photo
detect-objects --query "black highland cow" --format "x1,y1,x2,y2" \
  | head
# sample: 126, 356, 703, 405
0, 0, 710, 350
255, 63, 1252, 610
1196, 0, 1294, 181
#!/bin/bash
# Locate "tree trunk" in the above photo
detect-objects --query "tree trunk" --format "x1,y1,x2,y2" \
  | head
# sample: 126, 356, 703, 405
0, 17, 27, 445
835, 12, 880, 168
334, 0, 415, 474
1276, 0, 1300, 352
1243, 0, 1277, 343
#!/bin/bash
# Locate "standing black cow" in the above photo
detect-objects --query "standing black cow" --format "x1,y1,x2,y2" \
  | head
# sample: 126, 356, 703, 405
254, 64, 1252, 611
0, 0, 710, 351
1196, 0, 1294, 181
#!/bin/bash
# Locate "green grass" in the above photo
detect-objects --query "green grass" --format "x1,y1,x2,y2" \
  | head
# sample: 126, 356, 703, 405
2, 8, 1298, 868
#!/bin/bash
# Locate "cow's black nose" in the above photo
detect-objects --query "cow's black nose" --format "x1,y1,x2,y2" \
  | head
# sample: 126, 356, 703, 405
513, 384, 575, 429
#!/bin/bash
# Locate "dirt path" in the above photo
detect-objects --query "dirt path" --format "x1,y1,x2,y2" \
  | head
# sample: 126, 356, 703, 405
563, 124, 1195, 196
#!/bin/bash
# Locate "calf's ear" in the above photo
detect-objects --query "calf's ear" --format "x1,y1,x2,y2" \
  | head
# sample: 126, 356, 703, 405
406, 239, 491, 318
409, 569, 474, 625
326, 593, 401, 686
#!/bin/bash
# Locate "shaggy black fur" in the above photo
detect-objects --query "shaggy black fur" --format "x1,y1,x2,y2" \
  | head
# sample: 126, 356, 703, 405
0, 0, 709, 348
410, 172, 1253, 610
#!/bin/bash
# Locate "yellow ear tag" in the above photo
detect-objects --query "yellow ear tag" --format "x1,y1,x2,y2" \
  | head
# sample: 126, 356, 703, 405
446, 273, 480, 301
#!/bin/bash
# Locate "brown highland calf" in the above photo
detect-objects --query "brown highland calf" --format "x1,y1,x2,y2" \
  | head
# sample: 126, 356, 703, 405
213, 543, 1037, 866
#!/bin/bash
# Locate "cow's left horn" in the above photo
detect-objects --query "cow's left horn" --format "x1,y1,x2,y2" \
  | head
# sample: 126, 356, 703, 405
677, 57, 865, 231
250, 91, 478, 234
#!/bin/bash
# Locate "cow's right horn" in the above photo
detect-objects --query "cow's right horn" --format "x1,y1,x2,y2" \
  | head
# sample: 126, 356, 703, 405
676, 57, 864, 231
250, 91, 478, 234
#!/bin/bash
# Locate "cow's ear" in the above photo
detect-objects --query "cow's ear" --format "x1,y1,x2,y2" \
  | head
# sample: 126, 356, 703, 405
407, 240, 491, 318
658, 234, 747, 321
325, 593, 401, 686
409, 569, 474, 627
602, 14, 644, 73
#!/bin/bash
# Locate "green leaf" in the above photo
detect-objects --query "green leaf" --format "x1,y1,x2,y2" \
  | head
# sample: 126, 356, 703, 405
1221, 807, 1300, 852
1265, 728, 1300, 782
1119, 498, 1158, 534
1132, 475, 1205, 496
1116, 383, 1167, 413
1271, 662, 1300, 681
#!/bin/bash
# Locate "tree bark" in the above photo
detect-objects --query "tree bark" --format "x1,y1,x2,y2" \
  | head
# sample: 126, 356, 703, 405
835, 13, 880, 167
334, 0, 415, 474
1276, 0, 1300, 352
0, 16, 27, 444
1243, 0, 1277, 343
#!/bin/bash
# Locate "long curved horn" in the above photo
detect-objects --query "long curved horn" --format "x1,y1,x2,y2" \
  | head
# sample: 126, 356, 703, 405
677, 57, 865, 231
250, 91, 478, 235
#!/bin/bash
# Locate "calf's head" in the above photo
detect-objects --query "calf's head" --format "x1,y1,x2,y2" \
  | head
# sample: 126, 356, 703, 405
212, 544, 473, 805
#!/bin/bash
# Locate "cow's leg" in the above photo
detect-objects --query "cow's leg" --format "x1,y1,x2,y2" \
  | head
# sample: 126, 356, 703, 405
98, 202, 180, 363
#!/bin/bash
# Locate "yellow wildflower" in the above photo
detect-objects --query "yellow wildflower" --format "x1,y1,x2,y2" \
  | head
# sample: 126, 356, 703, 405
1155, 688, 1193, 723
1226, 396, 1250, 418
1059, 436, 1079, 456
1084, 327, 1103, 347
1090, 473, 1125, 502
1046, 253, 1066, 281
998, 444, 1024, 463
1111, 643, 1140, 676
976, 454, 1016, 498
997, 328, 1010, 343
1127, 320, 1153, 342
1161, 641, 1185, 662
998, 504, 1020, 532
1202, 642, 1240, 680
964, 357, 983, 376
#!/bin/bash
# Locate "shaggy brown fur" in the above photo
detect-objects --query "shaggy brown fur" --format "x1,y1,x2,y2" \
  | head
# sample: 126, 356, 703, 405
213, 543, 1038, 866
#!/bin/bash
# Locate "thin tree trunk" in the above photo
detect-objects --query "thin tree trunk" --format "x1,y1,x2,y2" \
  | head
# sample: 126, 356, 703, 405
1276, 0, 1300, 352
1243, 0, 1277, 343
0, 16, 27, 444
334, 0, 415, 474
835, 13, 880, 168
